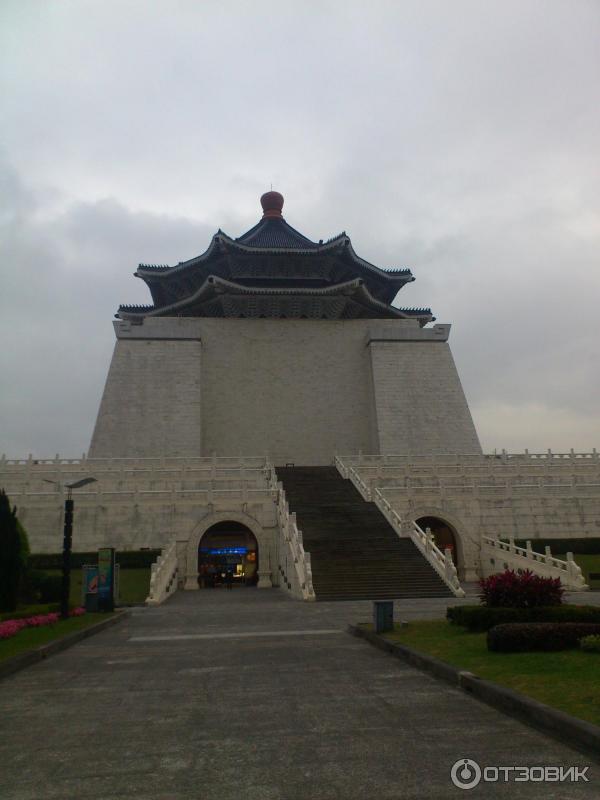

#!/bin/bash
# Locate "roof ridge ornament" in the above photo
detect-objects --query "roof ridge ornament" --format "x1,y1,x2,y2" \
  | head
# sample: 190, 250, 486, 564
260, 190, 284, 218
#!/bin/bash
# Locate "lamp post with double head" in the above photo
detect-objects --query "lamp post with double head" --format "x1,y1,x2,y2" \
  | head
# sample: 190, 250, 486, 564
43, 477, 97, 619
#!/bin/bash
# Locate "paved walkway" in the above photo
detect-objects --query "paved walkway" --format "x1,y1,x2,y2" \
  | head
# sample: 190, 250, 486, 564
0, 589, 598, 799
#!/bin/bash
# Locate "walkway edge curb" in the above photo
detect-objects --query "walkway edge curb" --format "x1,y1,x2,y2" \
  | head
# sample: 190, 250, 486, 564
348, 623, 600, 761
0, 610, 131, 682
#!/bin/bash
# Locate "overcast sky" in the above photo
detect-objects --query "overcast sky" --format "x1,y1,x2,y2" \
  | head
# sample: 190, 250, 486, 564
1, 0, 599, 456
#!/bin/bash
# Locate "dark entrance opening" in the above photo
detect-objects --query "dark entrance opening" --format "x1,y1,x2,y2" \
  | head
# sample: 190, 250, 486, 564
198, 521, 258, 588
416, 516, 458, 564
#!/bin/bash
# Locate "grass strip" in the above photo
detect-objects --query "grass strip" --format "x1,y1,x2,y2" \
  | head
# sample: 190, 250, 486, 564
0, 613, 115, 663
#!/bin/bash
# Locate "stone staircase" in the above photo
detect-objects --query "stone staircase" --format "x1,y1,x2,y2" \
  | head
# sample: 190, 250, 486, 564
276, 466, 453, 601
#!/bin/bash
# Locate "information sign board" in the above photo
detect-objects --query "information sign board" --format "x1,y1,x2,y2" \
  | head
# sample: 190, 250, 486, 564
98, 547, 115, 611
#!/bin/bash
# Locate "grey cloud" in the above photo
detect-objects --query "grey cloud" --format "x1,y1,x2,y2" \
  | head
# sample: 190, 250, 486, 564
1, 0, 599, 455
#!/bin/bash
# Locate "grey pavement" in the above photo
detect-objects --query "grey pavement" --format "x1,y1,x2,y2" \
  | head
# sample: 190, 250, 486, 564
0, 588, 598, 800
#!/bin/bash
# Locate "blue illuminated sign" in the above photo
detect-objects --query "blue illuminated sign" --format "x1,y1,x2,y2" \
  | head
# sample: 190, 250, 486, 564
200, 547, 248, 555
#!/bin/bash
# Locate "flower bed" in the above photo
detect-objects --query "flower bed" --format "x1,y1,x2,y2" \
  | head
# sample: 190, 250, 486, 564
0, 607, 85, 640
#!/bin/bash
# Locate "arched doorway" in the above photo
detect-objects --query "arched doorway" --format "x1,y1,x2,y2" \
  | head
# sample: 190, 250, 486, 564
198, 521, 259, 588
416, 516, 459, 564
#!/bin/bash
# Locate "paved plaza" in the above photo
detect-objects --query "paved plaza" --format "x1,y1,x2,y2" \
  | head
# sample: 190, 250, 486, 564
0, 589, 598, 799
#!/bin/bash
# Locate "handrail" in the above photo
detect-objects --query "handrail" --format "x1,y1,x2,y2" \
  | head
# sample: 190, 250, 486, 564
266, 464, 315, 601
374, 488, 465, 597
481, 536, 589, 591
146, 540, 179, 605
334, 456, 465, 597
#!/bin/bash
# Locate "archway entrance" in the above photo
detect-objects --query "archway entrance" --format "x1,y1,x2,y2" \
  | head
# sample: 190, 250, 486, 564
198, 521, 259, 588
416, 516, 459, 564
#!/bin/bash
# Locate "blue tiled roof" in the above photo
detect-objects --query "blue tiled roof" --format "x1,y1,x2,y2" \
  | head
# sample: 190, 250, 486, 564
236, 218, 319, 249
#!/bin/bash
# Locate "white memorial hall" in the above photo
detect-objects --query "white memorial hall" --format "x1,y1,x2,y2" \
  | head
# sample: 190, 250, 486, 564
2, 191, 596, 602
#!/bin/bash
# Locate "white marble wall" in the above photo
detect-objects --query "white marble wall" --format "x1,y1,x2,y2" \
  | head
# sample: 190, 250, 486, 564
87, 316, 481, 465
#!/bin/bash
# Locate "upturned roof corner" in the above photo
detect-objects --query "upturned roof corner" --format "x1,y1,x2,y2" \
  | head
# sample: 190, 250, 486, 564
121, 192, 430, 323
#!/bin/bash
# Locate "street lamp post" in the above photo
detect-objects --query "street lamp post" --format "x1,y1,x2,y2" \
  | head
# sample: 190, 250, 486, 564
43, 477, 97, 619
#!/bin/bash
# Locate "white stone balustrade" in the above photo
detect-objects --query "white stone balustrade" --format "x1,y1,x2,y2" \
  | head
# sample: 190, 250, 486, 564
268, 465, 315, 602
481, 536, 589, 591
340, 449, 600, 466
335, 453, 600, 584
335, 456, 465, 596
146, 540, 179, 605
376, 490, 465, 597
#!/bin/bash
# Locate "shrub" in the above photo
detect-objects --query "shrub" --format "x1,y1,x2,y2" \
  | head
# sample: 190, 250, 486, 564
479, 569, 564, 608
447, 603, 600, 631
487, 622, 600, 652
580, 635, 600, 653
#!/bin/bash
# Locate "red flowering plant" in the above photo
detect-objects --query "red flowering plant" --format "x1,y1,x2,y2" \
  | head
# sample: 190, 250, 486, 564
0, 607, 85, 640
479, 569, 564, 608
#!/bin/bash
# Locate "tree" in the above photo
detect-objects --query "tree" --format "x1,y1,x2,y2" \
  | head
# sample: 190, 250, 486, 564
0, 490, 22, 612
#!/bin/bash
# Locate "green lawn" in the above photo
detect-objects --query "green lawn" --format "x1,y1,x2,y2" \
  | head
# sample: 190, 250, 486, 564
45, 567, 151, 605
0, 613, 114, 663
379, 619, 600, 726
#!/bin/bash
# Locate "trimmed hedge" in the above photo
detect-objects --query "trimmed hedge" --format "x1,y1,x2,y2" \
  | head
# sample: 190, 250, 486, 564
29, 549, 161, 570
488, 622, 600, 652
447, 603, 600, 632
513, 537, 600, 555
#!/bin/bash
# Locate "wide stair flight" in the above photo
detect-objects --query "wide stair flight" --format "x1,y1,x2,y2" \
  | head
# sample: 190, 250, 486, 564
276, 466, 453, 601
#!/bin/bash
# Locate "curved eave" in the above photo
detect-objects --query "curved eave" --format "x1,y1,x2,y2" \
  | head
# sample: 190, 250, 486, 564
135, 233, 223, 279
219, 231, 347, 256
117, 276, 433, 324
134, 231, 350, 284
136, 231, 414, 288
344, 240, 413, 282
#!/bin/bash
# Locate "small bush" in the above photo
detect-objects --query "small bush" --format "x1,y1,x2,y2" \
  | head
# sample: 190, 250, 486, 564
479, 569, 564, 608
580, 635, 600, 653
447, 604, 600, 631
487, 622, 600, 652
